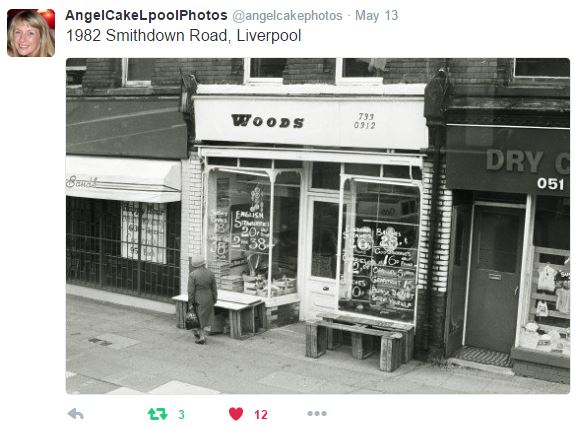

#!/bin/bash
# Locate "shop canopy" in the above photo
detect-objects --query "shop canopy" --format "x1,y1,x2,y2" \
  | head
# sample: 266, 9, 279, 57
66, 156, 181, 203
67, 99, 187, 159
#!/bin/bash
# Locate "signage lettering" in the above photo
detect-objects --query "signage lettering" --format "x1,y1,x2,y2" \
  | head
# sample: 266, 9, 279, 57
555, 153, 570, 174
231, 114, 304, 129
66, 175, 98, 188
486, 149, 569, 175
486, 149, 544, 173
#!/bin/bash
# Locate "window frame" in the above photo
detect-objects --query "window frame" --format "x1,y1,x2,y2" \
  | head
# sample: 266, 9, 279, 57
335, 58, 384, 85
513, 58, 570, 80
122, 58, 155, 87
204, 164, 303, 300
66, 59, 87, 88
336, 174, 423, 325
244, 58, 285, 84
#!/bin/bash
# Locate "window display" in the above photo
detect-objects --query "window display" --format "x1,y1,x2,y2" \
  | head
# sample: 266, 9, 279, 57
206, 168, 300, 298
339, 179, 421, 323
519, 196, 570, 355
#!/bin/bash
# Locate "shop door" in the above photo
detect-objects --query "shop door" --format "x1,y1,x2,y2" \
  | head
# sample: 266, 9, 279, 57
444, 205, 471, 357
465, 205, 524, 354
304, 196, 341, 320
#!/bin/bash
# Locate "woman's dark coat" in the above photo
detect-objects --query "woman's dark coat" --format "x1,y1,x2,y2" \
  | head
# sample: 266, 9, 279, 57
188, 266, 217, 329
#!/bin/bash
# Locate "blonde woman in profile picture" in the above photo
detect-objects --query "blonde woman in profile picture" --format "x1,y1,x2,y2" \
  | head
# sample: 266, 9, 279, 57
8, 10, 55, 57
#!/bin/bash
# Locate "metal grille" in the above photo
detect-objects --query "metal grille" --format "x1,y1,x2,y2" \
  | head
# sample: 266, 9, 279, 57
66, 197, 181, 301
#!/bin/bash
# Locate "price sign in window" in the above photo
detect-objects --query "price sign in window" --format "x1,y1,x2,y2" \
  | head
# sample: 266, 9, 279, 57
340, 179, 421, 323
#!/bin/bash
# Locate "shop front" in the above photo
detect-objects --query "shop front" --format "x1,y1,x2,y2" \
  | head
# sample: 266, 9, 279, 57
66, 98, 187, 302
445, 124, 570, 382
66, 156, 183, 300
193, 95, 428, 329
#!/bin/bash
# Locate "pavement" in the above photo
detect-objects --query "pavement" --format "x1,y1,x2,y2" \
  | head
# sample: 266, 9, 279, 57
66, 295, 569, 395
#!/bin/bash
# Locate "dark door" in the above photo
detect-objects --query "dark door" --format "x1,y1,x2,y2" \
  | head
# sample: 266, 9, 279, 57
445, 205, 472, 356
465, 205, 524, 354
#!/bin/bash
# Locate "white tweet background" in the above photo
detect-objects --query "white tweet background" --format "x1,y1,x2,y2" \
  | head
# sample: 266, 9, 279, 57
1, 0, 578, 426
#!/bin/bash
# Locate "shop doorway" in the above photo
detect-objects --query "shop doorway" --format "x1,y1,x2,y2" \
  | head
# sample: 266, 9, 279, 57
464, 205, 524, 354
444, 204, 472, 357
303, 196, 341, 320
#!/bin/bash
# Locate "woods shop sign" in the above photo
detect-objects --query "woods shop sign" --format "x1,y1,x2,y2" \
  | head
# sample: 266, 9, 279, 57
231, 114, 304, 129
446, 125, 570, 196
194, 96, 428, 150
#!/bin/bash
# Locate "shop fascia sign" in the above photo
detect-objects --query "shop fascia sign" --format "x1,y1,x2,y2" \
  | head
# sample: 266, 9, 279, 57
486, 149, 569, 174
194, 96, 427, 150
66, 175, 99, 188
446, 125, 570, 196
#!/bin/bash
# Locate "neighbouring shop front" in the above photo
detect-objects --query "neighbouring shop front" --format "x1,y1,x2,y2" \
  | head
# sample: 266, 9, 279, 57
444, 124, 570, 382
193, 95, 428, 328
66, 156, 182, 300
66, 99, 187, 301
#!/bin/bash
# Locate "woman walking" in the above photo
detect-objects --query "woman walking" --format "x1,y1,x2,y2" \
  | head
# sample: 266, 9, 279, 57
188, 255, 217, 344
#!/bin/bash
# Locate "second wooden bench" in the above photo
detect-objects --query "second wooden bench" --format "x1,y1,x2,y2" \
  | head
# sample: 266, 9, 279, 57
306, 320, 403, 372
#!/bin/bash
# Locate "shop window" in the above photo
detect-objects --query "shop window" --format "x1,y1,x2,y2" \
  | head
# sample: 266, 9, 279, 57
240, 158, 273, 169
66, 58, 87, 87
533, 196, 570, 251
514, 58, 569, 78
339, 179, 421, 323
123, 58, 155, 87
518, 196, 570, 357
275, 160, 302, 169
336, 58, 385, 83
272, 172, 300, 294
207, 157, 237, 167
245, 58, 287, 83
66, 197, 181, 299
311, 162, 341, 190
344, 163, 381, 177
206, 168, 300, 298
383, 165, 421, 180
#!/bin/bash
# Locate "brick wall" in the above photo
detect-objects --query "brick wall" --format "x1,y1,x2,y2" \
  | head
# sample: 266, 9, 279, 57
79, 58, 514, 91
414, 159, 453, 360
82, 58, 121, 89
265, 302, 300, 329
180, 150, 205, 294
383, 59, 445, 84
187, 59, 244, 84
447, 58, 503, 85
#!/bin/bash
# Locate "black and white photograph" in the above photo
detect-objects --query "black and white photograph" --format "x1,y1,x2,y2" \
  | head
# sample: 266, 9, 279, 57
66, 58, 570, 394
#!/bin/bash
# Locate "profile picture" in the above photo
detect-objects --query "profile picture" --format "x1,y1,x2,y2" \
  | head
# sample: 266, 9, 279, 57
7, 9, 55, 57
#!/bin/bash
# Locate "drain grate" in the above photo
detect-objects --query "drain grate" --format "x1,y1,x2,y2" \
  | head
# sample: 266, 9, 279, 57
452, 346, 513, 368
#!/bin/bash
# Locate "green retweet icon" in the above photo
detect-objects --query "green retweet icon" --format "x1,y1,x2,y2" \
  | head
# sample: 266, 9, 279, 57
148, 408, 168, 421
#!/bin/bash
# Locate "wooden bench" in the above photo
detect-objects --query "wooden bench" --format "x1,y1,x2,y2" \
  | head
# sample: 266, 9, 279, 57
172, 290, 266, 340
306, 320, 403, 372
319, 312, 415, 363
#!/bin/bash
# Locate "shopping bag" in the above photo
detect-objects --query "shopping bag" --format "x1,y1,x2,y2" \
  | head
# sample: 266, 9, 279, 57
185, 304, 200, 330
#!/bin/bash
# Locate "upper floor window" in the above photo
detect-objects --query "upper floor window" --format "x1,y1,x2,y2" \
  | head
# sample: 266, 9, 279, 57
66, 58, 87, 87
244, 58, 287, 83
514, 58, 569, 79
122, 58, 155, 87
336, 58, 385, 84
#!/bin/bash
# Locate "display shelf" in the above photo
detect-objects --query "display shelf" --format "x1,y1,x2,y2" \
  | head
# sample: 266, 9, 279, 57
527, 246, 570, 337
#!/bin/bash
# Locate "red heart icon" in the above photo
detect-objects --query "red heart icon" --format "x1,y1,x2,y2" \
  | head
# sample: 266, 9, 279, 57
229, 407, 243, 421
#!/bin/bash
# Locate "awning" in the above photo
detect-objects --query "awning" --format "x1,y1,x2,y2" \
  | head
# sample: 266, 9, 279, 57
67, 99, 187, 159
66, 156, 181, 203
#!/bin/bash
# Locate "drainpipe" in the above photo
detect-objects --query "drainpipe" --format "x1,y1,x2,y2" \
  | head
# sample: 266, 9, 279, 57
421, 65, 451, 358
179, 69, 198, 151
